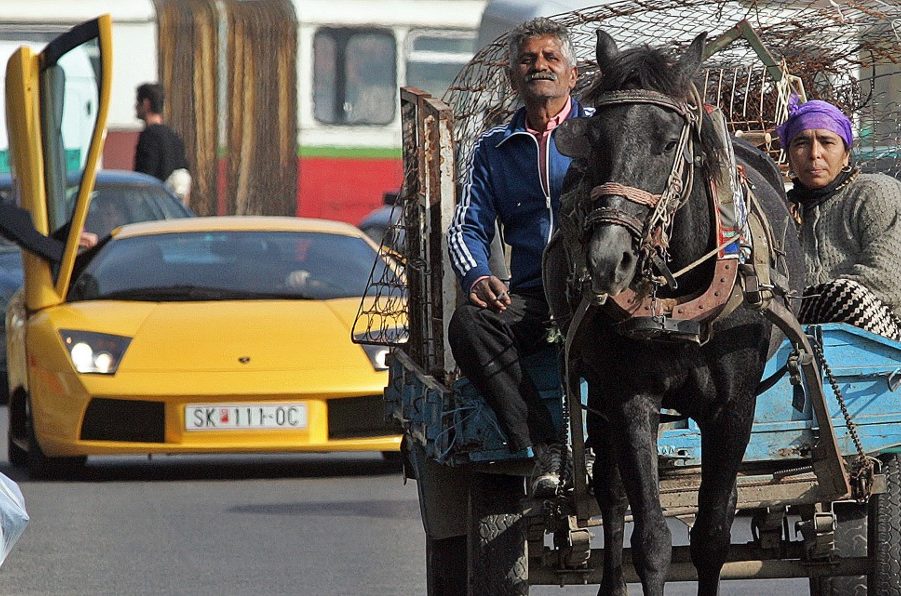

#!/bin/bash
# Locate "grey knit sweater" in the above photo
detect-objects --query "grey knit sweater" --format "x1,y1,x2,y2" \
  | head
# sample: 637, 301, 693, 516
798, 172, 901, 316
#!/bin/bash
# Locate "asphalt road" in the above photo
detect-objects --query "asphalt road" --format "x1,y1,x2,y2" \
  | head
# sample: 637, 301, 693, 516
0, 406, 809, 595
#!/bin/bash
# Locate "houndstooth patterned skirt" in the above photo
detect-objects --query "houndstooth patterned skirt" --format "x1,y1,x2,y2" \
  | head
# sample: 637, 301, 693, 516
800, 278, 901, 341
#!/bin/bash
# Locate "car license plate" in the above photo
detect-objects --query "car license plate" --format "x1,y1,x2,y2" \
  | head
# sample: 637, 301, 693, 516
185, 403, 308, 431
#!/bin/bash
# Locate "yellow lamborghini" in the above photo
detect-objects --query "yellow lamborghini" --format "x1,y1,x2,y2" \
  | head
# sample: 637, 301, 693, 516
3, 18, 400, 478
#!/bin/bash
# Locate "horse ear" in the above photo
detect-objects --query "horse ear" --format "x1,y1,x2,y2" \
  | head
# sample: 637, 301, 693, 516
555, 118, 592, 159
677, 32, 707, 79
595, 30, 619, 75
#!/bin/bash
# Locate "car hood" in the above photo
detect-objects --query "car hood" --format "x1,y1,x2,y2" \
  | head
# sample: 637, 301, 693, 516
56, 297, 375, 373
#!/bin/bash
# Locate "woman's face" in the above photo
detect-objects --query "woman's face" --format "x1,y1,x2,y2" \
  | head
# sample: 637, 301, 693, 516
788, 128, 850, 189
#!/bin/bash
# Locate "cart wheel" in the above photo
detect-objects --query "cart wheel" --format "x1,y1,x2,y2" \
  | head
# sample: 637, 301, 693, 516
870, 453, 901, 595
467, 472, 528, 596
816, 503, 867, 595
426, 534, 466, 596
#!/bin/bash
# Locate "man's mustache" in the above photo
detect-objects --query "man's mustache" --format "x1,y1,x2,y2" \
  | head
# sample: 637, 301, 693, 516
526, 72, 557, 82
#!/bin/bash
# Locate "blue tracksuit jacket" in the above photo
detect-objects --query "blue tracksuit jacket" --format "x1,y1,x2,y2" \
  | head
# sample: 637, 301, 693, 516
447, 98, 592, 293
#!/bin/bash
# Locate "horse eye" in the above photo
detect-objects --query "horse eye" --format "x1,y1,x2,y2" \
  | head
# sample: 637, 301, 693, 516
664, 140, 679, 152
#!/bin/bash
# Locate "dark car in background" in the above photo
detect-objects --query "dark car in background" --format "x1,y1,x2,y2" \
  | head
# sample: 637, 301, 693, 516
0, 170, 194, 401
358, 190, 403, 247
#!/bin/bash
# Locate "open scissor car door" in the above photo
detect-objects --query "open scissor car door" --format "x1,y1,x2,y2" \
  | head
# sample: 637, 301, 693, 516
4, 15, 112, 309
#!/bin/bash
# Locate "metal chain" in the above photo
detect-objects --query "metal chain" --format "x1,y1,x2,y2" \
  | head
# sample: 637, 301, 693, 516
810, 338, 867, 463
557, 352, 572, 498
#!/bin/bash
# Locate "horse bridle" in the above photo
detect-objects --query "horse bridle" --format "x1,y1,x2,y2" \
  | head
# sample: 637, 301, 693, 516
582, 87, 704, 283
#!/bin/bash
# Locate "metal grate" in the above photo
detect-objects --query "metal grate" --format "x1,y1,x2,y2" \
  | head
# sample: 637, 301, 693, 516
81, 398, 165, 443
354, 88, 460, 380
448, 0, 900, 179
355, 0, 901, 378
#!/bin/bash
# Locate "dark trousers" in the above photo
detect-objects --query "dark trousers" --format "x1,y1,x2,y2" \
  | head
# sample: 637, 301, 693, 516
447, 287, 558, 452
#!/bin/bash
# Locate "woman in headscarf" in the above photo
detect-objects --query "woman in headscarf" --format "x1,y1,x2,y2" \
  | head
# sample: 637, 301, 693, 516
777, 97, 901, 341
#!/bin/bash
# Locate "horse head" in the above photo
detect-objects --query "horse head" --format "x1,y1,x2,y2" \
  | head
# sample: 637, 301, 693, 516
556, 31, 712, 300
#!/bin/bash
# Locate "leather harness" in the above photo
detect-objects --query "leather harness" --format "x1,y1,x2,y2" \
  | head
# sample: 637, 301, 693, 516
559, 86, 788, 344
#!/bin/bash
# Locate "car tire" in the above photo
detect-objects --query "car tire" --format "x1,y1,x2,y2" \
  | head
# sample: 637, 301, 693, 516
815, 503, 867, 595
0, 371, 9, 405
467, 472, 528, 595
381, 450, 402, 464
870, 453, 901, 595
7, 427, 27, 467
24, 395, 85, 480
7, 389, 27, 467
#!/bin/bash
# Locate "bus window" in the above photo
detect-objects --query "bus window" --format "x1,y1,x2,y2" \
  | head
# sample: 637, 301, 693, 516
313, 28, 396, 125
405, 30, 477, 98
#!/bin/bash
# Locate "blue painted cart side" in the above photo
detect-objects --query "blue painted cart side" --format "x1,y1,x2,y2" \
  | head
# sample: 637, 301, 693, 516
659, 323, 901, 467
387, 323, 901, 469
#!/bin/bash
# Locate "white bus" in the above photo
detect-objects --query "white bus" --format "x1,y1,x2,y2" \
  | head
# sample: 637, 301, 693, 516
0, 0, 486, 221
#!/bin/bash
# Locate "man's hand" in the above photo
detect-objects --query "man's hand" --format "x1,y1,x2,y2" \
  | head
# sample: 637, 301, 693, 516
78, 232, 98, 249
469, 275, 512, 311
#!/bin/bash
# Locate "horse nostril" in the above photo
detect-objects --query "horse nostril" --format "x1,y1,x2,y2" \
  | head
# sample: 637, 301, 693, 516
616, 251, 635, 284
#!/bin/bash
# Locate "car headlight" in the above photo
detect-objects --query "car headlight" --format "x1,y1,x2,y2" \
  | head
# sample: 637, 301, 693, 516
353, 328, 406, 372
359, 343, 390, 371
59, 330, 131, 374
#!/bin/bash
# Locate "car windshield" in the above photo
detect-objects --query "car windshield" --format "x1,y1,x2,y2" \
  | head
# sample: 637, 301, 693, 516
83, 185, 191, 239
69, 229, 387, 301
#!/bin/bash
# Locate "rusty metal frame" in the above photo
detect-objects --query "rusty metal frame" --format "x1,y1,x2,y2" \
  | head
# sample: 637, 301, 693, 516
398, 87, 460, 381
529, 542, 870, 585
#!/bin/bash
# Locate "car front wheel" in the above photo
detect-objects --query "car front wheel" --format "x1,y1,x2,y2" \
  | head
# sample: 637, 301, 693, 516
7, 388, 28, 467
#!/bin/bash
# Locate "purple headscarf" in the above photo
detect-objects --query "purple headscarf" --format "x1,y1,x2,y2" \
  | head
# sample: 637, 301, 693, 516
776, 96, 853, 149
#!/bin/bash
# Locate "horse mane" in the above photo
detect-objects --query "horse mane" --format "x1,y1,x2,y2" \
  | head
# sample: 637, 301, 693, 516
582, 44, 726, 178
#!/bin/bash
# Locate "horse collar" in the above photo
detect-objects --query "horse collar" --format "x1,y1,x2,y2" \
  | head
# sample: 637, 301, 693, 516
572, 90, 750, 345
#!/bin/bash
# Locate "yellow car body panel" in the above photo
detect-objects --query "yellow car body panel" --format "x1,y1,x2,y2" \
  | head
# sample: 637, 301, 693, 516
54, 18, 113, 299
18, 284, 398, 457
5, 16, 113, 310
5, 45, 57, 309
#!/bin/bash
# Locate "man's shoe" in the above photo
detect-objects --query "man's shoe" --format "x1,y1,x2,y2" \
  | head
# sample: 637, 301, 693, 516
530, 442, 564, 498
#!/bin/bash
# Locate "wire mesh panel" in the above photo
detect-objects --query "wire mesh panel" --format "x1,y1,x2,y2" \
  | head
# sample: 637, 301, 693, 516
447, 0, 900, 178
354, 88, 460, 380
356, 0, 900, 380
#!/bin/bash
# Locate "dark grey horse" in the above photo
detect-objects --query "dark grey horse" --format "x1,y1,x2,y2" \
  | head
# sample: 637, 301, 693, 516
546, 31, 803, 595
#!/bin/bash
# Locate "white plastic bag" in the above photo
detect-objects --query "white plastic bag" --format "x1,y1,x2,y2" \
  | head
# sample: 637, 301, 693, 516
0, 473, 28, 566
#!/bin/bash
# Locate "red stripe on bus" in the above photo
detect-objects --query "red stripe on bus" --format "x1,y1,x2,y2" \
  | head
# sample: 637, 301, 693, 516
297, 156, 402, 225
106, 132, 403, 224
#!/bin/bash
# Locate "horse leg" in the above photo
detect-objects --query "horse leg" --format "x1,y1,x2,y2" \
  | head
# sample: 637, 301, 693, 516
591, 415, 629, 596
611, 394, 670, 596
690, 412, 753, 596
